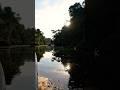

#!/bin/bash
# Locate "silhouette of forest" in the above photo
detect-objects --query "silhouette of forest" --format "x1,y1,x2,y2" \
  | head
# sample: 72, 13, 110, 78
52, 0, 118, 90
0, 5, 46, 46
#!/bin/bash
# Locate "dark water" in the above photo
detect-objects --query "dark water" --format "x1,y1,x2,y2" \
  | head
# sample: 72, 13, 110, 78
0, 46, 112, 90
36, 46, 112, 90
0, 46, 36, 90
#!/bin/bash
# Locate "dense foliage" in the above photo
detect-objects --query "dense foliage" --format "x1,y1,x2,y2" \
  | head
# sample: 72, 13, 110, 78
35, 29, 46, 45
0, 5, 46, 46
53, 3, 85, 49
53, 0, 118, 89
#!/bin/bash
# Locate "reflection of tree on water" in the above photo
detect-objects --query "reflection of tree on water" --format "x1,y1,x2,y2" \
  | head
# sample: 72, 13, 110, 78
0, 61, 6, 90
52, 50, 84, 89
0, 47, 34, 85
62, 59, 85, 89
35, 46, 46, 62
35, 46, 53, 62
53, 48, 112, 90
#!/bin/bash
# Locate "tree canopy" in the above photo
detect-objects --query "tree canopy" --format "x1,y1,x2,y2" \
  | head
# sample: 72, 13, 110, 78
52, 0, 117, 89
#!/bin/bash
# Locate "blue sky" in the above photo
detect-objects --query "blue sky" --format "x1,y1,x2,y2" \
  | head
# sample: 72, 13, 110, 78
35, 0, 84, 38
36, 0, 62, 9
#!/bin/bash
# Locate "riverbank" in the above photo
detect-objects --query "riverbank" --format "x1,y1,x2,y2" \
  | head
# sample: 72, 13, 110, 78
0, 45, 33, 49
53, 47, 78, 58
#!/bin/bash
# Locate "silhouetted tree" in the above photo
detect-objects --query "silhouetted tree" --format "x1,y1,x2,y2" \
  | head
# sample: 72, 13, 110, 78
52, 0, 116, 89
0, 5, 35, 46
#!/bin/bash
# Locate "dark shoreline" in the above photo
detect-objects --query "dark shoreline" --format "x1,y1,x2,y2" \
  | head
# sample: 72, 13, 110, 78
0, 45, 33, 49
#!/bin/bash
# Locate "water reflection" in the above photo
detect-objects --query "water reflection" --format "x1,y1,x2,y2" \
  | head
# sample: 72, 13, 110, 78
37, 47, 70, 90
0, 61, 6, 90
35, 46, 53, 62
35, 46, 46, 62
0, 47, 36, 90
56, 58, 83, 89
37, 46, 84, 90
53, 48, 112, 90
36, 46, 112, 90
64, 63, 71, 71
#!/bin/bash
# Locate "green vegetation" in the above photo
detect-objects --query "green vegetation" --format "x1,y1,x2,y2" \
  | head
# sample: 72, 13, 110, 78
35, 46, 46, 61
45, 38, 52, 46
52, 3, 85, 49
35, 29, 46, 45
0, 5, 46, 46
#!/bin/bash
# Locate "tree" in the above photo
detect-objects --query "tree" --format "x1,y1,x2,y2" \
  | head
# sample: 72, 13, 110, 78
35, 29, 45, 45
53, 2, 85, 49
0, 5, 35, 46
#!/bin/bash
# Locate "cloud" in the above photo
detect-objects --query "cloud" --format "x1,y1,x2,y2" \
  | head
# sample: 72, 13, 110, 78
35, 0, 84, 38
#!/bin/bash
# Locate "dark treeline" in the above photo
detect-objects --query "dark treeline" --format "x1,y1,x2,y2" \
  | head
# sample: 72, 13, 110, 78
52, 2, 85, 48
53, 0, 118, 90
35, 46, 46, 62
0, 5, 46, 46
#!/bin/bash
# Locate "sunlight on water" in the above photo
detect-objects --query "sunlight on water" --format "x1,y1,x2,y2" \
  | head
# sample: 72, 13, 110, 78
65, 63, 71, 71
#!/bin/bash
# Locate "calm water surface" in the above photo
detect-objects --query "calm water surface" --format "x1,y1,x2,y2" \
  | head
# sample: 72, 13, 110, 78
37, 51, 70, 89
35, 46, 85, 90
0, 47, 36, 90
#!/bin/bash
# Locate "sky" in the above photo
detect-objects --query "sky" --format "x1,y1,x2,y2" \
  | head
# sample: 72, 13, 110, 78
35, 0, 84, 38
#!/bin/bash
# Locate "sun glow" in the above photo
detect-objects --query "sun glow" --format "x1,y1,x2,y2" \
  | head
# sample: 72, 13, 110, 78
65, 21, 71, 27
35, 0, 84, 38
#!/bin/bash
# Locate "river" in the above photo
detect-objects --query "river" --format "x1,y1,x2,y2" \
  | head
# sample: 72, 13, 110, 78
0, 46, 84, 90
37, 51, 70, 90
36, 46, 84, 90
0, 46, 36, 90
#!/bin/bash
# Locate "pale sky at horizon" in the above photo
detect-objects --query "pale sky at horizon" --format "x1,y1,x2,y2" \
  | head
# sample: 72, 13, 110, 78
35, 0, 84, 38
